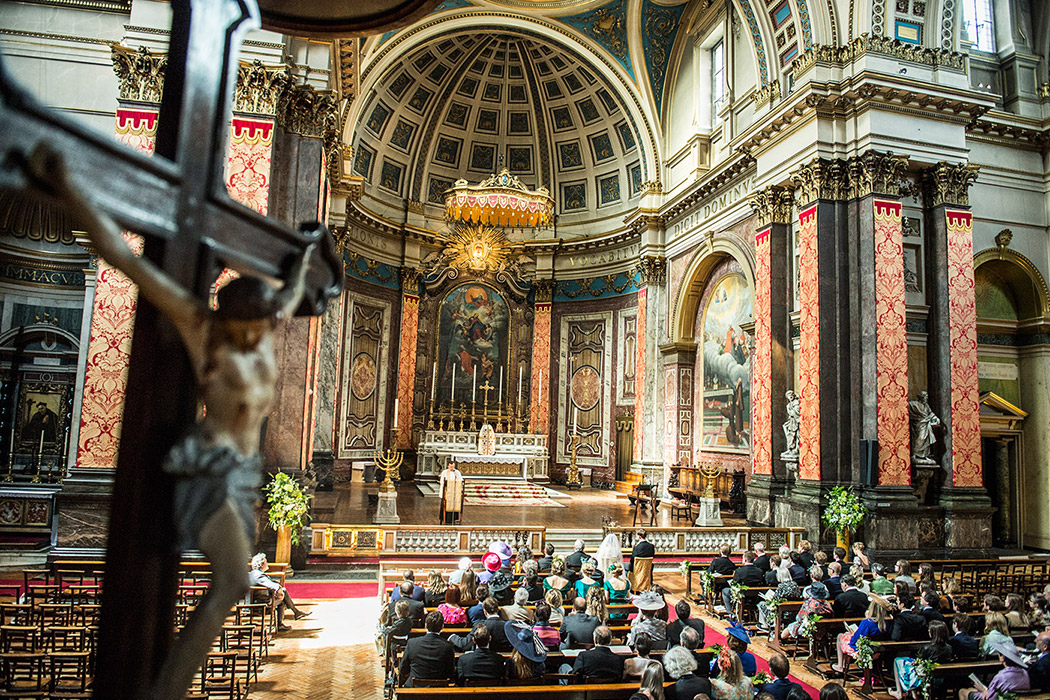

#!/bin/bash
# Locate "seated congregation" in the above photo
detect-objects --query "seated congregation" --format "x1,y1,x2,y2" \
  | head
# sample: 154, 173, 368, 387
380, 534, 1050, 700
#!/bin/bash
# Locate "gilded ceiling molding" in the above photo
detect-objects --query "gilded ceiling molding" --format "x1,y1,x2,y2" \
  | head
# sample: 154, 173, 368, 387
0, 189, 77, 245
749, 185, 794, 227
661, 153, 755, 221
338, 38, 360, 103
921, 161, 979, 208
640, 0, 687, 116
847, 151, 909, 199
791, 157, 848, 204
635, 255, 667, 285
111, 45, 166, 104
234, 61, 292, 116
753, 79, 781, 108
737, 0, 770, 85
791, 35, 967, 84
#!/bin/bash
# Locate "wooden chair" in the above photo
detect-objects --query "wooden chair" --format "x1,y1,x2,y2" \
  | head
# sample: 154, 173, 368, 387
0, 651, 47, 698
47, 650, 92, 699
630, 484, 658, 527
221, 623, 257, 689
197, 651, 239, 700
411, 678, 454, 687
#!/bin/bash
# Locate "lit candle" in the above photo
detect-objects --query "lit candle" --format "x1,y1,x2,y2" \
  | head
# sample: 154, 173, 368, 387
38, 430, 44, 460
472, 364, 477, 404
518, 365, 524, 405
431, 362, 437, 402
573, 405, 578, 435
451, 363, 457, 403
498, 367, 504, 404
393, 398, 399, 429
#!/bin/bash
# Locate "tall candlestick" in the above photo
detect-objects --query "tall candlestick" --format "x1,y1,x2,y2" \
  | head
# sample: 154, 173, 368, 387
472, 364, 477, 404
431, 362, 437, 402
394, 398, 400, 429
518, 365, 524, 405
37, 430, 44, 460
498, 367, 504, 404
452, 363, 457, 403
573, 405, 578, 435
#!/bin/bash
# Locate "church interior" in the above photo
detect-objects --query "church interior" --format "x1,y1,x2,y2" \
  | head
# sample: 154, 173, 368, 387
0, 0, 1048, 698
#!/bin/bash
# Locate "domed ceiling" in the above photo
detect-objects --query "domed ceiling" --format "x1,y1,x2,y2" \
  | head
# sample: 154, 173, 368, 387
350, 30, 650, 234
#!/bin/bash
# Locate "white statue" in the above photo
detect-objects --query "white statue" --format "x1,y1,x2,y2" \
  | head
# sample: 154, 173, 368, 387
780, 390, 800, 461
909, 391, 941, 465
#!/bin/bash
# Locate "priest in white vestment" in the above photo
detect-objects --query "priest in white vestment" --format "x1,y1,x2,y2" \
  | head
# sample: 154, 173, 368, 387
438, 461, 464, 524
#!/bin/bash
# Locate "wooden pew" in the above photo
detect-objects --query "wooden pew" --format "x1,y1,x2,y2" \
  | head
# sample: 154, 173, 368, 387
397, 681, 674, 698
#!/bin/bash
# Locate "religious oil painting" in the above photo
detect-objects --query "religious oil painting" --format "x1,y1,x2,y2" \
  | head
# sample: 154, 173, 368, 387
437, 284, 509, 406
17, 383, 69, 454
701, 274, 752, 452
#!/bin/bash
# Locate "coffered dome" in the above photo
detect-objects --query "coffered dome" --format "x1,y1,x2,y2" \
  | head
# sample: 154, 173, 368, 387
349, 29, 652, 236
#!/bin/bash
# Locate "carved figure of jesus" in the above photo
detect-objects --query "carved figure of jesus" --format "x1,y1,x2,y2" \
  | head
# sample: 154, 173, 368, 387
30, 147, 313, 700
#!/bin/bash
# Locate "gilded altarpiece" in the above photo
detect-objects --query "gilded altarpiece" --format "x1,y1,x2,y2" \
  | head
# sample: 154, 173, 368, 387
557, 314, 613, 468
337, 295, 391, 459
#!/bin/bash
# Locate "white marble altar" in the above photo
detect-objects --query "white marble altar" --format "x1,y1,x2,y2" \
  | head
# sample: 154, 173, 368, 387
417, 430, 549, 480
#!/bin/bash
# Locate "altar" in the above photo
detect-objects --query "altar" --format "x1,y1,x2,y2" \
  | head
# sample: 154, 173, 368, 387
417, 430, 549, 481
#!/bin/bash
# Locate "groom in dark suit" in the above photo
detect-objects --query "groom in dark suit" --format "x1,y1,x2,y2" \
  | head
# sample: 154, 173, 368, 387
399, 612, 455, 687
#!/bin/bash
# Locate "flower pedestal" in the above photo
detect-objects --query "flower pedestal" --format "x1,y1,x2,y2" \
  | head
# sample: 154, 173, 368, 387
275, 525, 291, 567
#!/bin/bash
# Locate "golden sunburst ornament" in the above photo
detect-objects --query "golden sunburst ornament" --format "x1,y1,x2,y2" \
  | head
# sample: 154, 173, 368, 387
447, 224, 513, 272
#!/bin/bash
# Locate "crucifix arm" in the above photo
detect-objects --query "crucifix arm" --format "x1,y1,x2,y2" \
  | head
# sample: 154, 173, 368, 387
273, 241, 315, 320
28, 146, 205, 340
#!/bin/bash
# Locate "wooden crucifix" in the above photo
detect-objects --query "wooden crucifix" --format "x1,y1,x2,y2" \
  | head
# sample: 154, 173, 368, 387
0, 1, 342, 698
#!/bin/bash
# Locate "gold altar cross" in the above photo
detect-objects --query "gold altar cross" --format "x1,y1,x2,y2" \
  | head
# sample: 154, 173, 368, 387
479, 380, 495, 406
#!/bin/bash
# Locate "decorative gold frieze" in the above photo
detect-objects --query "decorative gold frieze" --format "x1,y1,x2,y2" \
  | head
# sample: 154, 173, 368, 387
847, 151, 910, 199
111, 44, 166, 104
791, 158, 848, 204
338, 38, 360, 103
401, 266, 422, 290
749, 186, 795, 227
1039, 82, 1050, 99
234, 60, 291, 116
636, 255, 667, 285
277, 83, 338, 138
754, 79, 782, 108
791, 35, 966, 83
921, 162, 979, 207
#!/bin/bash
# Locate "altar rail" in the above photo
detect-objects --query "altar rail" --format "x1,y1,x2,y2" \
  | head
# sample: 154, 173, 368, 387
308, 523, 802, 558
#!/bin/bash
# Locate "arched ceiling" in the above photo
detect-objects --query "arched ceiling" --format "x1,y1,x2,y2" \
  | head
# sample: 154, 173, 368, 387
349, 28, 653, 234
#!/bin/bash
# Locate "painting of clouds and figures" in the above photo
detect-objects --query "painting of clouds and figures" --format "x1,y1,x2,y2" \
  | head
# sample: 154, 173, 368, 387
701, 274, 752, 452
436, 284, 510, 406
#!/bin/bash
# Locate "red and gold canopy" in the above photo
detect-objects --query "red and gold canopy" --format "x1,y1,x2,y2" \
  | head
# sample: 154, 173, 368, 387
444, 168, 554, 229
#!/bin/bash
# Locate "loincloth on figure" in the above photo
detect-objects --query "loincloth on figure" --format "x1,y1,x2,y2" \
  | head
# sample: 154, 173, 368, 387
163, 431, 261, 551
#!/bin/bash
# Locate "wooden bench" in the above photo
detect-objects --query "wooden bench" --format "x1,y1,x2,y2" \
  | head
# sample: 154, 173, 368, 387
397, 680, 674, 699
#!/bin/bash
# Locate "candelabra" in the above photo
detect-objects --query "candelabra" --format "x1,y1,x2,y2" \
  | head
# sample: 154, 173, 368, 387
372, 427, 404, 524
565, 432, 582, 490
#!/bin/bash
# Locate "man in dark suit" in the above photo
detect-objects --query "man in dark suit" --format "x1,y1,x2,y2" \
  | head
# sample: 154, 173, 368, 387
667, 599, 705, 646
1029, 631, 1050, 691
722, 550, 765, 613
947, 613, 980, 660
824, 562, 843, 598
760, 653, 808, 700
399, 611, 455, 687
708, 543, 737, 575
918, 589, 945, 624
457, 624, 507, 684
787, 552, 809, 586
560, 596, 600, 650
565, 539, 591, 573
571, 626, 625, 680
537, 543, 556, 571
754, 543, 771, 573
387, 581, 425, 623
680, 627, 712, 676
479, 597, 512, 652
833, 575, 869, 618
390, 571, 425, 602
627, 529, 655, 573
764, 555, 783, 586
890, 593, 929, 641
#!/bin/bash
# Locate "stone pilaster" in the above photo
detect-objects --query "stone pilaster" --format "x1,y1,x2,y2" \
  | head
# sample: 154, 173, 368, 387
922, 162, 992, 548
530, 279, 554, 435
633, 255, 667, 494
394, 268, 421, 449
748, 185, 794, 525
659, 342, 697, 467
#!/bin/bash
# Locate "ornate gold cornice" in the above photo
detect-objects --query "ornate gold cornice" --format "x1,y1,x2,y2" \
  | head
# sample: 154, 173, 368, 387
791, 157, 849, 204
234, 60, 291, 116
749, 185, 795, 227
754, 79, 782, 108
277, 83, 338, 138
847, 151, 910, 199
922, 162, 979, 208
1039, 82, 1050, 99
635, 255, 667, 285
400, 266, 422, 289
791, 35, 967, 83
533, 278, 555, 303
338, 38, 359, 103
111, 44, 166, 104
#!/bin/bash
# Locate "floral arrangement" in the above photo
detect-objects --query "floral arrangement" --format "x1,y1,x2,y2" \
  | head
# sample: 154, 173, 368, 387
679, 560, 692, 577
699, 570, 715, 599
728, 582, 749, 615
822, 486, 867, 534
264, 472, 311, 545
855, 635, 875, 670
799, 613, 822, 640
751, 672, 771, 686
912, 657, 938, 700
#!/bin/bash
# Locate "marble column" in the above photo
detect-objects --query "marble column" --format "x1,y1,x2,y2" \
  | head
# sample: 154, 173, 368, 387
256, 79, 333, 479
747, 185, 794, 525
776, 158, 852, 536
634, 255, 667, 493
56, 47, 162, 554
922, 162, 993, 548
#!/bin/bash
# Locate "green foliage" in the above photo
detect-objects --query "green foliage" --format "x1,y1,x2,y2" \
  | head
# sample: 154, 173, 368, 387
822, 486, 867, 534
679, 559, 692, 577
699, 570, 715, 598
728, 582, 749, 613
263, 472, 311, 545
855, 635, 875, 670
799, 613, 822, 639
912, 657, 939, 700
751, 672, 771, 686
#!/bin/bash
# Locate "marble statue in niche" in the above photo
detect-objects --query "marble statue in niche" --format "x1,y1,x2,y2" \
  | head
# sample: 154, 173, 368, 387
780, 390, 800, 462
909, 391, 941, 465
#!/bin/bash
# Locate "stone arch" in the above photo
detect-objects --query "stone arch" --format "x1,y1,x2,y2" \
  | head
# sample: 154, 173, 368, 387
973, 248, 1050, 323
672, 237, 756, 345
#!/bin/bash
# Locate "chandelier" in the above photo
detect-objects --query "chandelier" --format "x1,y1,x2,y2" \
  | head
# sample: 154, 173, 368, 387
444, 168, 554, 229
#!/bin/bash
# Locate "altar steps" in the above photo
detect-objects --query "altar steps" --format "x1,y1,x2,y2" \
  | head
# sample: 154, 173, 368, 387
461, 480, 566, 507
614, 472, 643, 494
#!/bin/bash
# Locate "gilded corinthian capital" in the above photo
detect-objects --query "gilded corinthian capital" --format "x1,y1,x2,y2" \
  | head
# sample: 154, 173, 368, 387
750, 186, 795, 227
277, 83, 339, 139
234, 61, 292, 116
848, 152, 910, 199
922, 162, 980, 207
111, 45, 167, 104
791, 158, 848, 204
636, 255, 667, 285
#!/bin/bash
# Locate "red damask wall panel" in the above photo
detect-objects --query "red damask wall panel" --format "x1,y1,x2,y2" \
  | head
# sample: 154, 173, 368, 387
634, 288, 646, 459
796, 206, 821, 481
395, 293, 419, 449
530, 302, 552, 433
752, 228, 772, 476
873, 200, 911, 485
945, 210, 982, 487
